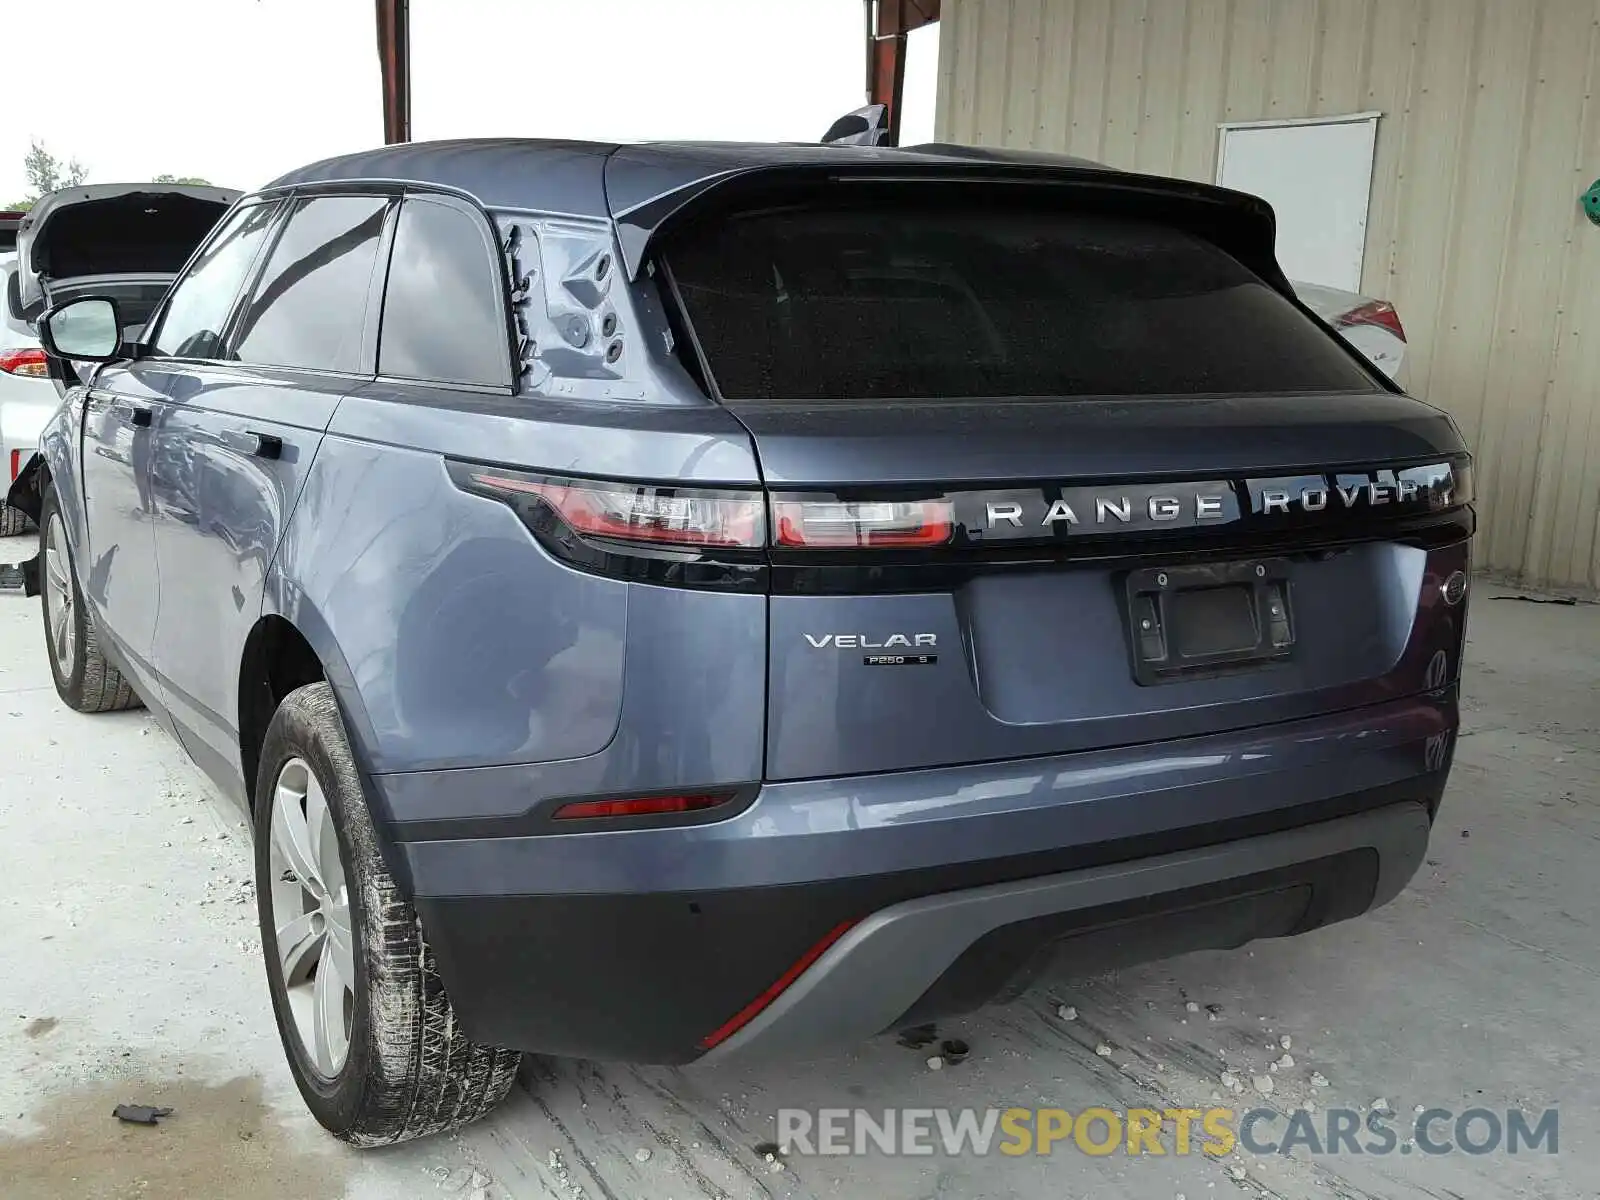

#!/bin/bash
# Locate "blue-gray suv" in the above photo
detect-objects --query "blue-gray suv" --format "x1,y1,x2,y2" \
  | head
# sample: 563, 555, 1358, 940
8, 138, 1472, 1146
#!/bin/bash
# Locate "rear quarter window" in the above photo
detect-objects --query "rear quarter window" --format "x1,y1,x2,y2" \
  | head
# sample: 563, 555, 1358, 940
377, 198, 510, 388
665, 202, 1379, 402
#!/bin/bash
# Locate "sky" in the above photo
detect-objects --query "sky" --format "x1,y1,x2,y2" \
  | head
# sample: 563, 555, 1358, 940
2, 0, 939, 203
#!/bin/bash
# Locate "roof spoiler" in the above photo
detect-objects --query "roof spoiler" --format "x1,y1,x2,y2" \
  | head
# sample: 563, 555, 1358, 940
609, 158, 1289, 298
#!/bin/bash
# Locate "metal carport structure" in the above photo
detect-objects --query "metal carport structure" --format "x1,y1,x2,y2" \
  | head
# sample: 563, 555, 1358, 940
371, 0, 941, 147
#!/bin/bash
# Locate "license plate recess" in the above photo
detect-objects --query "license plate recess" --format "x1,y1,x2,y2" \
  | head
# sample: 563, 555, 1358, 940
1124, 558, 1294, 685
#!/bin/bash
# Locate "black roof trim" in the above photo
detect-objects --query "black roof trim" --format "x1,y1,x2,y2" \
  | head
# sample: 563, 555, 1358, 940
260, 137, 1284, 289
262, 137, 1110, 218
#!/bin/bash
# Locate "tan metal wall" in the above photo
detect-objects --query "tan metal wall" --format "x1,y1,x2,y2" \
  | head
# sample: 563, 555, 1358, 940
937, 0, 1600, 591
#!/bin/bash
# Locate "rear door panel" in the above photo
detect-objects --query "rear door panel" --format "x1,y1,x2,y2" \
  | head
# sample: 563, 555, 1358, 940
76, 376, 162, 695
143, 363, 344, 785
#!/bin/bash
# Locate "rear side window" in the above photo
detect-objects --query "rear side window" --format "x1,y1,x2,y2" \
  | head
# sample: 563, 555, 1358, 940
153, 202, 280, 360
378, 198, 509, 387
232, 195, 389, 373
666, 203, 1378, 401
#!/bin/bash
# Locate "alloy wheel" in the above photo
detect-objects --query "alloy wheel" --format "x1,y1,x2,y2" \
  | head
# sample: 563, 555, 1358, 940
44, 514, 76, 678
268, 757, 356, 1078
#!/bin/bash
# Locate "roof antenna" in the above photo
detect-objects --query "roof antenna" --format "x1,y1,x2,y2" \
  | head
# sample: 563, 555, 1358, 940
821, 104, 892, 147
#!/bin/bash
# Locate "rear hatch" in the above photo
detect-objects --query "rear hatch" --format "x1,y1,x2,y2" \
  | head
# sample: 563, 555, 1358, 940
9, 183, 241, 330
649, 168, 1472, 782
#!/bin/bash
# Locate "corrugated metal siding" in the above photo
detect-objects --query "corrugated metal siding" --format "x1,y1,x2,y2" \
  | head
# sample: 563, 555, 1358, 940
937, 0, 1600, 591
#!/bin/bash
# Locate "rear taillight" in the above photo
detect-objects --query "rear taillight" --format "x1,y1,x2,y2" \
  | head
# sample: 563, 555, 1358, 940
449, 459, 961, 563
449, 463, 765, 549
552, 793, 731, 820
1336, 300, 1406, 341
771, 497, 954, 549
8, 450, 20, 482
0, 348, 48, 378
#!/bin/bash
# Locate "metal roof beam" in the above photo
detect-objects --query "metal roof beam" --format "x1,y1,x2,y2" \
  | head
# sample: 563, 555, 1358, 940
376, 0, 411, 144
867, 0, 941, 146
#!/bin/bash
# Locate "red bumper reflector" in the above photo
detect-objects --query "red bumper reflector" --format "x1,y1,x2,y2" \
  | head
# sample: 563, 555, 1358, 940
8, 449, 20, 483
698, 919, 859, 1051
551, 794, 727, 821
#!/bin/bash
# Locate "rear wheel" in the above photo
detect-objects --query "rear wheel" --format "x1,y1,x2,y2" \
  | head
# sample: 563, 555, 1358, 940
255, 682, 519, 1145
39, 485, 140, 713
0, 504, 31, 537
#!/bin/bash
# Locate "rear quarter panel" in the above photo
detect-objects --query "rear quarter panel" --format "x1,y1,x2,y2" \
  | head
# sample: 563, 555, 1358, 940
270, 382, 763, 779
266, 434, 625, 775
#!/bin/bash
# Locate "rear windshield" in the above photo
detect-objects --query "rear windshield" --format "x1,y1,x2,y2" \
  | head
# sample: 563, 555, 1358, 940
666, 203, 1378, 401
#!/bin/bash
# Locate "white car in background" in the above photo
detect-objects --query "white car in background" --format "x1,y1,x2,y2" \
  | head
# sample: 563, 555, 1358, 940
1293, 280, 1408, 382
2, 212, 52, 536
2, 186, 240, 536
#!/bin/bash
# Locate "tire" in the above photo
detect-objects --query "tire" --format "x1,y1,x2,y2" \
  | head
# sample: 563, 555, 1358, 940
0, 504, 31, 537
39, 484, 141, 713
255, 682, 519, 1145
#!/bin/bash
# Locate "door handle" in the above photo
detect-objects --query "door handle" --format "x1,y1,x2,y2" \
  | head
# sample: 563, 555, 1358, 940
129, 405, 153, 428
245, 431, 283, 460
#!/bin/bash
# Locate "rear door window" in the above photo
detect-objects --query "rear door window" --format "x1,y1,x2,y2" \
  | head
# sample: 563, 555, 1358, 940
152, 202, 280, 360
666, 202, 1379, 401
378, 197, 509, 387
231, 195, 389, 373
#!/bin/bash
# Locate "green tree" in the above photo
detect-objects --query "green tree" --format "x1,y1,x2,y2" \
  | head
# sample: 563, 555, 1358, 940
153, 174, 213, 186
23, 139, 88, 196
8, 138, 88, 209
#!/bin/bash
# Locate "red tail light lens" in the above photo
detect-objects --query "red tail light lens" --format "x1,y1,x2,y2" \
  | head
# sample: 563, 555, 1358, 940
451, 463, 765, 549
698, 919, 858, 1050
771, 497, 954, 549
552, 793, 731, 820
8, 450, 20, 482
1336, 300, 1406, 341
0, 348, 48, 378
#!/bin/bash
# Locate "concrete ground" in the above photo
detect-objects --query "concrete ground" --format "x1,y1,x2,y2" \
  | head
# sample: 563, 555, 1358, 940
0, 527, 1595, 1200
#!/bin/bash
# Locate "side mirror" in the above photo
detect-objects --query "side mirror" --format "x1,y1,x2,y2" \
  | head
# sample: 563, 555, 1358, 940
39, 297, 123, 362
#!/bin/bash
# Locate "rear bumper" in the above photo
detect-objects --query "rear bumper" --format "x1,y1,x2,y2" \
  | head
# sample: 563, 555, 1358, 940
397, 692, 1454, 1063
702, 800, 1427, 1062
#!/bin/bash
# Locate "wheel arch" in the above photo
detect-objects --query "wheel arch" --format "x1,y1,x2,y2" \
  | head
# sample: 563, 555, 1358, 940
5, 450, 50, 526
239, 596, 414, 897
237, 614, 326, 812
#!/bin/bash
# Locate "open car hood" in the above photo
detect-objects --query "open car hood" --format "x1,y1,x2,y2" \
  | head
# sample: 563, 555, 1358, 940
10, 183, 240, 321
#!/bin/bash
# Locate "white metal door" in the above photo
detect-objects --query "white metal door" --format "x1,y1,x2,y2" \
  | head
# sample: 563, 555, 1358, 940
1216, 113, 1380, 292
